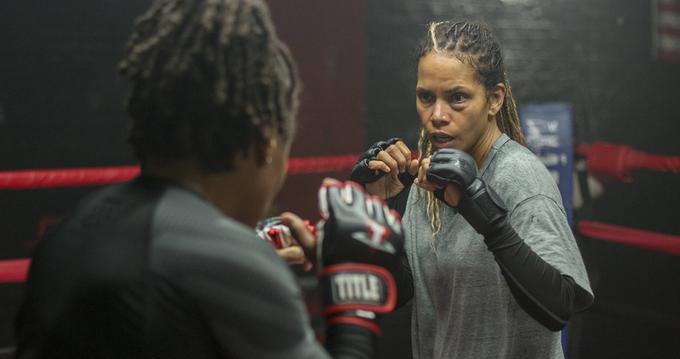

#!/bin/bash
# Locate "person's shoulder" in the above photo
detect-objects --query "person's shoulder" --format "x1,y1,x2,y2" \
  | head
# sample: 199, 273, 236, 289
152, 185, 273, 254
151, 185, 290, 283
154, 184, 228, 227
52, 180, 165, 240
484, 139, 562, 209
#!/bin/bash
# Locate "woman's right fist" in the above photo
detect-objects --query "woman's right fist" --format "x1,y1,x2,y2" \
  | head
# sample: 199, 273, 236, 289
350, 138, 419, 199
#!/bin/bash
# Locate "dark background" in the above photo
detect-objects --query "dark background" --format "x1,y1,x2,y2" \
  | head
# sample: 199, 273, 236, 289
1, 0, 679, 358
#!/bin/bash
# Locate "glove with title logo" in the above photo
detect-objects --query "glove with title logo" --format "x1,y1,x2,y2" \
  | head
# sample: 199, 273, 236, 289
316, 181, 404, 335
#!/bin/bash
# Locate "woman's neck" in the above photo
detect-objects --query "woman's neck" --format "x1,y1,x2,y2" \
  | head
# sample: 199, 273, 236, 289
470, 124, 502, 168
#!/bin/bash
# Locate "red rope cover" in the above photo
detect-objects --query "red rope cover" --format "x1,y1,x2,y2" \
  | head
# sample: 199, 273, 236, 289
0, 259, 30, 284
576, 142, 680, 182
0, 154, 359, 190
578, 221, 680, 256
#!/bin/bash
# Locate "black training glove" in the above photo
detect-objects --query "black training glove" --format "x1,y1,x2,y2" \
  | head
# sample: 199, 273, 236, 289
350, 138, 415, 187
316, 181, 404, 335
426, 148, 508, 237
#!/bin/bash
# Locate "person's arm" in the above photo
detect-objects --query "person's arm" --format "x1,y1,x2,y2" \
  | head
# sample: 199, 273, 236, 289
325, 324, 376, 359
351, 139, 416, 309
385, 182, 412, 217
479, 218, 592, 331
287, 180, 408, 358
262, 206, 413, 318
356, 160, 414, 318
393, 254, 414, 308
424, 149, 593, 331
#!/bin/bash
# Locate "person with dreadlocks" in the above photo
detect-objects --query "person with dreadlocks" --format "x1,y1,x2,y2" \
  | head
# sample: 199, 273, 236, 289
14, 1, 404, 358
351, 21, 593, 358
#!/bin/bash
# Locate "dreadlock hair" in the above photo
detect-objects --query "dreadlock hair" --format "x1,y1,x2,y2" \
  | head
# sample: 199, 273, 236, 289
414, 20, 523, 235
118, 0, 300, 172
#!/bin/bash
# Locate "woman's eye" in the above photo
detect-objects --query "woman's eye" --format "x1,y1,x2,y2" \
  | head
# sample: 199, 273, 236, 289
449, 93, 466, 103
417, 91, 434, 104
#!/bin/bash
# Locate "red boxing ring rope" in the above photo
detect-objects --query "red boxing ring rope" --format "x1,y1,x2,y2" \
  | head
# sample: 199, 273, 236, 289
0, 259, 30, 284
578, 221, 680, 256
0, 166, 141, 190
0, 154, 359, 190
577, 142, 680, 182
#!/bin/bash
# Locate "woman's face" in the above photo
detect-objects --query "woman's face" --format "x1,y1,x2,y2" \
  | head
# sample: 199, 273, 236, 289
416, 52, 502, 155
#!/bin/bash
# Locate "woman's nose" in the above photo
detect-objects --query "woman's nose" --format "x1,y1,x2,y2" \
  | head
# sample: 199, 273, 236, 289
430, 102, 450, 127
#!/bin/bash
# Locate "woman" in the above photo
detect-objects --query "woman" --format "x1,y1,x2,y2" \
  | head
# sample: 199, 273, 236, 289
351, 21, 593, 359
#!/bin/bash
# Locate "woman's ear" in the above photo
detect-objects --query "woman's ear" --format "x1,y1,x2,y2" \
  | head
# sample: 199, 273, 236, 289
488, 82, 506, 117
265, 136, 277, 165
258, 126, 278, 165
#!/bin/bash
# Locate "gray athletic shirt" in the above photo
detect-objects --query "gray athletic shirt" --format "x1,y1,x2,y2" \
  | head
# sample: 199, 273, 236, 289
15, 177, 330, 359
403, 134, 592, 359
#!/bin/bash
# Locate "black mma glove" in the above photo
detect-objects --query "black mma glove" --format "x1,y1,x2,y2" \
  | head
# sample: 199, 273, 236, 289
350, 138, 415, 188
316, 181, 404, 336
426, 148, 507, 237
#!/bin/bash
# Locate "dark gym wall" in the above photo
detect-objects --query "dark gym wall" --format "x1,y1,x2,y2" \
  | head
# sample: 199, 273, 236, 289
267, 0, 366, 219
365, 1, 680, 358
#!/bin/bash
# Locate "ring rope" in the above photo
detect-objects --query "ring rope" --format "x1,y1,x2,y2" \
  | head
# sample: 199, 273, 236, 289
0, 259, 31, 284
0, 154, 359, 190
576, 142, 680, 182
578, 221, 680, 256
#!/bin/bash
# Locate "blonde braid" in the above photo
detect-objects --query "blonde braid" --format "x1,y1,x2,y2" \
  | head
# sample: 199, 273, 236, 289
497, 76, 525, 145
418, 128, 441, 235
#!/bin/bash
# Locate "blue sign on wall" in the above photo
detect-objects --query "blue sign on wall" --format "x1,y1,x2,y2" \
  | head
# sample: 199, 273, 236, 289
520, 103, 574, 226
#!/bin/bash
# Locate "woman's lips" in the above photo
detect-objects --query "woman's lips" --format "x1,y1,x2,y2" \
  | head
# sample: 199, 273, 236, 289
430, 133, 455, 149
